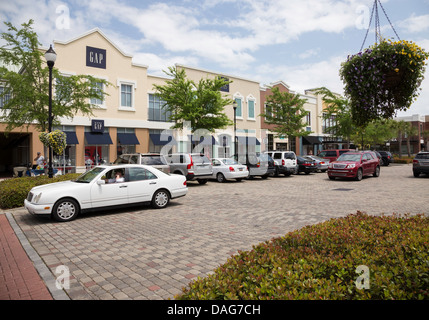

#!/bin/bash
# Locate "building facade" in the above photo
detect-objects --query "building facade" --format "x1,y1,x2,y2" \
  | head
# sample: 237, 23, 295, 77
0, 29, 262, 175
259, 83, 326, 155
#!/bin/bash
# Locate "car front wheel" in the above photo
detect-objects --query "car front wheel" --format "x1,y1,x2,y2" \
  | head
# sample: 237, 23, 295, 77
152, 189, 170, 209
355, 169, 363, 181
52, 198, 79, 222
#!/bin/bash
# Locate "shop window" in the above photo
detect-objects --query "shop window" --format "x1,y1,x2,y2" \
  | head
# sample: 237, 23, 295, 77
90, 81, 104, 106
247, 99, 255, 119
0, 85, 11, 108
234, 97, 242, 118
121, 84, 132, 107
148, 94, 171, 122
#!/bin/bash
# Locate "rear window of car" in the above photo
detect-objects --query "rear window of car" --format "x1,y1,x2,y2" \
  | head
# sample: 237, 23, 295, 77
339, 150, 351, 155
113, 155, 130, 164
191, 154, 210, 163
415, 153, 429, 159
284, 152, 296, 159
141, 155, 165, 165
319, 151, 336, 157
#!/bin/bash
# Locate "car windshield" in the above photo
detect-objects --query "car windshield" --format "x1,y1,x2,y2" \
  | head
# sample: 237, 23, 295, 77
74, 167, 105, 183
337, 153, 362, 162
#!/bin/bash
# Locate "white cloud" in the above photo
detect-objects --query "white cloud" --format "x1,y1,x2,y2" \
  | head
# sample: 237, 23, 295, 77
399, 14, 429, 34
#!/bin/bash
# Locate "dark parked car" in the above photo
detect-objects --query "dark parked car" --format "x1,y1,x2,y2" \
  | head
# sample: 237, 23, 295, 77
413, 151, 429, 177
296, 156, 317, 174
378, 151, 393, 166
328, 151, 380, 181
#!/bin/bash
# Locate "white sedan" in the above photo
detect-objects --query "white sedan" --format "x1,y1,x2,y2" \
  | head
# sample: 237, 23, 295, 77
211, 158, 249, 182
24, 164, 188, 222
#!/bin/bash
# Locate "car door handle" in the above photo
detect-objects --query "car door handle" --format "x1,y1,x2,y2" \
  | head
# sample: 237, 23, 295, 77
119, 185, 127, 188
149, 182, 157, 185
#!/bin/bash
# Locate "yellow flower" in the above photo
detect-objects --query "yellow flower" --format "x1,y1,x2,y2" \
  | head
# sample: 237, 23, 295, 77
394, 68, 399, 73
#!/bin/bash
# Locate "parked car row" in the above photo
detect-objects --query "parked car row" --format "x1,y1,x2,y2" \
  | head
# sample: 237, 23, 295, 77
26, 148, 412, 222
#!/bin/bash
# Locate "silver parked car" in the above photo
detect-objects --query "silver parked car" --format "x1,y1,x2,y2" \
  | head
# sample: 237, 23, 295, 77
304, 155, 329, 172
113, 153, 170, 174
211, 158, 249, 182
164, 153, 213, 184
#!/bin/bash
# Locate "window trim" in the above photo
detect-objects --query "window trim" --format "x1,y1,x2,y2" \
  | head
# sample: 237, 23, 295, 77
233, 93, 244, 119
117, 79, 137, 111
246, 95, 256, 120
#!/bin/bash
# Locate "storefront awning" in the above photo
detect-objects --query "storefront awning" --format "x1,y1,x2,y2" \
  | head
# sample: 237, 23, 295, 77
117, 133, 140, 145
149, 133, 176, 146
84, 132, 113, 145
303, 136, 321, 145
65, 132, 79, 145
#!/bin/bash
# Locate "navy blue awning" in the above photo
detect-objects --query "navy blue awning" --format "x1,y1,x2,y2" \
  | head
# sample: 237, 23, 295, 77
84, 132, 113, 145
117, 133, 140, 145
149, 133, 176, 146
65, 132, 79, 145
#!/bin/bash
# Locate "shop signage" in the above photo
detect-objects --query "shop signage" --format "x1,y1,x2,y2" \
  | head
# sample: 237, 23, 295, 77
86, 46, 106, 69
91, 119, 104, 133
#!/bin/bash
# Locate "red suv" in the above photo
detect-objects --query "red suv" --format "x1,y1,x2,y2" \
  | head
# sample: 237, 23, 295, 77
327, 151, 380, 181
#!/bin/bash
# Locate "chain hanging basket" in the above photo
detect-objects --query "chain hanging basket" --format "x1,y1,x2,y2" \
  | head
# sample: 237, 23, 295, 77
339, 0, 429, 127
340, 40, 428, 126
39, 130, 67, 155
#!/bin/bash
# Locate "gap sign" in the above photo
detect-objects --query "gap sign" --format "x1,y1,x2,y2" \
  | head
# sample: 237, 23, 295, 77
86, 46, 106, 69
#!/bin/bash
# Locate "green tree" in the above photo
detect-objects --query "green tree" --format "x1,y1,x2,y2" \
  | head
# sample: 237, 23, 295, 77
0, 20, 109, 133
260, 86, 310, 151
315, 87, 355, 148
392, 120, 409, 158
152, 66, 233, 133
351, 119, 397, 149
404, 123, 419, 157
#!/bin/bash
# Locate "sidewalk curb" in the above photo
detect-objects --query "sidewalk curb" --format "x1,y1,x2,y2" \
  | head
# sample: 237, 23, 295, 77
5, 212, 70, 300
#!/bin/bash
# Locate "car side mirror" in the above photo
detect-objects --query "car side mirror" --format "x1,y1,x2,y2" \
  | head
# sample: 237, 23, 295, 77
97, 180, 105, 185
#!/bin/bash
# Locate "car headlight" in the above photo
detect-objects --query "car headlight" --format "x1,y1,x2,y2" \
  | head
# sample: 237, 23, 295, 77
34, 193, 42, 203
328, 163, 333, 168
346, 164, 356, 169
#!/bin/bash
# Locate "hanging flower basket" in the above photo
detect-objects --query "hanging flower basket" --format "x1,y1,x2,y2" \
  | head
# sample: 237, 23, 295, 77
340, 39, 429, 126
39, 130, 67, 155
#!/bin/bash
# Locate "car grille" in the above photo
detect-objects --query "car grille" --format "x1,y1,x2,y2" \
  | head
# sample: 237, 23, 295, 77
333, 164, 347, 169
27, 192, 33, 202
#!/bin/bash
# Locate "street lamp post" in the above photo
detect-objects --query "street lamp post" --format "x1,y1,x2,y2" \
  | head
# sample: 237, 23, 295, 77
233, 101, 237, 160
45, 45, 57, 178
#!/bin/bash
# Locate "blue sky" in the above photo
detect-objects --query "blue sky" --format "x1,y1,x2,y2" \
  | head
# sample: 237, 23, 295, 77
1, 0, 429, 115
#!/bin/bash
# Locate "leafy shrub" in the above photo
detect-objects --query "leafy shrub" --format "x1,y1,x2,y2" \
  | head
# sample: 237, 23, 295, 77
0, 173, 80, 209
176, 212, 429, 300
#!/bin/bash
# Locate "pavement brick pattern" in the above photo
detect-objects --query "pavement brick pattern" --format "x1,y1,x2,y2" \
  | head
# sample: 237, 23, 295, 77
2, 164, 428, 300
0, 214, 52, 300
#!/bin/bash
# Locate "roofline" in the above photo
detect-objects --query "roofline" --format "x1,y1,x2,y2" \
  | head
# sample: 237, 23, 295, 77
175, 64, 260, 84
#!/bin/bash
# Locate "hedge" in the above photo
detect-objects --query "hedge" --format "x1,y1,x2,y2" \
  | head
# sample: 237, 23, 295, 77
176, 212, 429, 300
0, 173, 81, 209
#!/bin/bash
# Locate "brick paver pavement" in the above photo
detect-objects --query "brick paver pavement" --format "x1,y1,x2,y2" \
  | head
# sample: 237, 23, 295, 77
1, 163, 428, 300
0, 214, 52, 300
